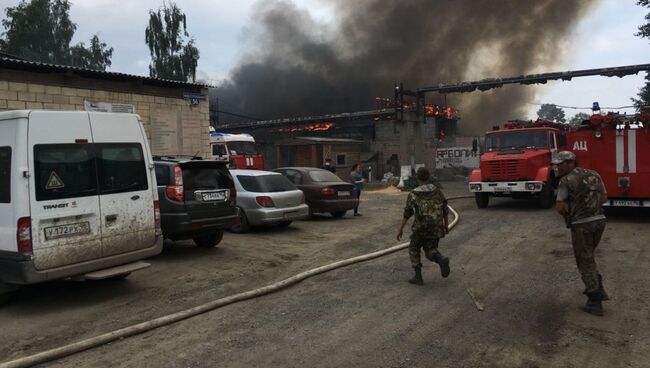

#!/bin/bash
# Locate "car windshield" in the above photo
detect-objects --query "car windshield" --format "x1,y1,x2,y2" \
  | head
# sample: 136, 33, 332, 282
485, 130, 548, 151
308, 170, 342, 182
227, 141, 259, 155
237, 174, 297, 192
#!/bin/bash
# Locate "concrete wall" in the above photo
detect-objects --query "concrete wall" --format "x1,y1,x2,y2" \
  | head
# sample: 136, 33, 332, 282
0, 74, 210, 159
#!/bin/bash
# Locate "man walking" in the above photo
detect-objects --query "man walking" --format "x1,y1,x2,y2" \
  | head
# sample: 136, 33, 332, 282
554, 151, 609, 316
397, 167, 450, 285
322, 158, 336, 173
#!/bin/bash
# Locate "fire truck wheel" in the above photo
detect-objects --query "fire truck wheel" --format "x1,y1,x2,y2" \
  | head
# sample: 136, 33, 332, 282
475, 193, 490, 208
538, 184, 554, 209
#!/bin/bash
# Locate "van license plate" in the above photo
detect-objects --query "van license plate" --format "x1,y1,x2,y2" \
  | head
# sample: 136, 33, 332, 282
611, 199, 640, 207
44, 222, 90, 240
494, 187, 511, 192
338, 191, 350, 196
201, 191, 226, 202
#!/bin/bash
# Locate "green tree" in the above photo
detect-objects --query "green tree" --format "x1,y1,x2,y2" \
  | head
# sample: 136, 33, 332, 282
633, 0, 650, 109
145, 2, 199, 82
537, 103, 566, 123
568, 112, 591, 127
0, 0, 113, 70
70, 35, 113, 70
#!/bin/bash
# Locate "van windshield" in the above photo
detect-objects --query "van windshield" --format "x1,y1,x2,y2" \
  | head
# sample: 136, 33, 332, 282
0, 147, 10, 203
34, 144, 98, 201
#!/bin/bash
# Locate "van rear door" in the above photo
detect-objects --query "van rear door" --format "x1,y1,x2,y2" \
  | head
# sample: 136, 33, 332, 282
89, 113, 156, 257
28, 111, 103, 270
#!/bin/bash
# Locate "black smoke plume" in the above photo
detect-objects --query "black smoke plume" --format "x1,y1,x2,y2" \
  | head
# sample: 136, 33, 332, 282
215, 0, 596, 133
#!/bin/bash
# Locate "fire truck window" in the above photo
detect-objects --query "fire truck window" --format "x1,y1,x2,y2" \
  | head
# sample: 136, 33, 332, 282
212, 144, 227, 156
227, 142, 258, 155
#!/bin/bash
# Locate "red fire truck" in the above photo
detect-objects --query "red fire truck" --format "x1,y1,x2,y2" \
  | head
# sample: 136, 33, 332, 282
469, 119, 564, 208
565, 111, 650, 208
209, 132, 265, 170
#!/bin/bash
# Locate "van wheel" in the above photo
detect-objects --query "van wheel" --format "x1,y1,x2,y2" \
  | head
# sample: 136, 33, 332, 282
538, 184, 554, 209
331, 211, 347, 218
193, 231, 224, 248
230, 210, 250, 233
278, 220, 292, 228
0, 282, 18, 307
475, 193, 490, 208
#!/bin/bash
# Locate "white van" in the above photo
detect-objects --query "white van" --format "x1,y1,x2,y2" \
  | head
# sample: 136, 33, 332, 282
0, 110, 163, 291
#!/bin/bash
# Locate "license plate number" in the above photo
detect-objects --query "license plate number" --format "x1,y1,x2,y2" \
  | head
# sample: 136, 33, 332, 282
338, 191, 350, 196
200, 191, 227, 202
612, 199, 640, 207
44, 222, 90, 240
494, 187, 511, 192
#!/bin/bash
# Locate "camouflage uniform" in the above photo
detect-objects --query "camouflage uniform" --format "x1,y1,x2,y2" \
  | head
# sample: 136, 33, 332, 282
557, 167, 607, 298
403, 183, 448, 267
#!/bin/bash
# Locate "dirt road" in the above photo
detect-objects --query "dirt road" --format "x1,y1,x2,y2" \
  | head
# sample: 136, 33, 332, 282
1, 182, 649, 367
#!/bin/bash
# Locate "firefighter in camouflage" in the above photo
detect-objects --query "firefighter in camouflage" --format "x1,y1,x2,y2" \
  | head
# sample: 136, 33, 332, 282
397, 167, 450, 285
554, 151, 609, 316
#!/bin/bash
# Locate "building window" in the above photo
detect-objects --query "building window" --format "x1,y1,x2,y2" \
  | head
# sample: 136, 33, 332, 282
336, 153, 346, 166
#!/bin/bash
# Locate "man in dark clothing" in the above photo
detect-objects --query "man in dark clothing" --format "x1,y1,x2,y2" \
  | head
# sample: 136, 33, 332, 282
554, 150, 609, 316
397, 167, 450, 285
322, 158, 336, 173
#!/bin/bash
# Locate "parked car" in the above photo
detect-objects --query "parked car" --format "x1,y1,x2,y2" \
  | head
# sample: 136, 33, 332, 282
154, 156, 239, 247
0, 110, 163, 293
273, 167, 358, 218
229, 169, 309, 233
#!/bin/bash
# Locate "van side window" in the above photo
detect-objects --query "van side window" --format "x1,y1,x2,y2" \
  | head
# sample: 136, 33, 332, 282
0, 147, 10, 203
96, 143, 148, 194
34, 144, 97, 201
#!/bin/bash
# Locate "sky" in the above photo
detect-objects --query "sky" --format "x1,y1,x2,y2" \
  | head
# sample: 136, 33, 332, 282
0, 0, 648, 119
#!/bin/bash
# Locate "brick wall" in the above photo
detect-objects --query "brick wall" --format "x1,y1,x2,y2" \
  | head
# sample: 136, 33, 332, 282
0, 79, 210, 159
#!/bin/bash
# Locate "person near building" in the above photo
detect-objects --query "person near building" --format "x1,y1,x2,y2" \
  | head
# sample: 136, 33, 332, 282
322, 158, 336, 173
396, 167, 450, 285
350, 164, 364, 216
554, 150, 609, 316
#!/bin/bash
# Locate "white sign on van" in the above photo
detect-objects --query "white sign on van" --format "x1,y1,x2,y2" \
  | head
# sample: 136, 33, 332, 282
435, 147, 480, 168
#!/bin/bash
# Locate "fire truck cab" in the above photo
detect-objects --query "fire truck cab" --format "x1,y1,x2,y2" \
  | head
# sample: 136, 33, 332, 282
566, 111, 650, 208
209, 132, 264, 170
469, 120, 565, 209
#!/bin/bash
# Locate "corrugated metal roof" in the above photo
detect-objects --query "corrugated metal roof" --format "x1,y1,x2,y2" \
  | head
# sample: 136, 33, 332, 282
0, 56, 211, 89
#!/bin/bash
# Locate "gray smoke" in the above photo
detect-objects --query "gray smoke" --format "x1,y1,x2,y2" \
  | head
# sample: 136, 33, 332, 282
216, 0, 596, 134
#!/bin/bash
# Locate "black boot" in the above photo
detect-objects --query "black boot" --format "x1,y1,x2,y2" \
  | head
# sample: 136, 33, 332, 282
580, 292, 604, 316
408, 265, 423, 285
433, 254, 450, 278
598, 274, 609, 301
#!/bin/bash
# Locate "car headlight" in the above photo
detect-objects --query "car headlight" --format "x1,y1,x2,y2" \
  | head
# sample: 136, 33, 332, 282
470, 184, 482, 191
526, 183, 535, 190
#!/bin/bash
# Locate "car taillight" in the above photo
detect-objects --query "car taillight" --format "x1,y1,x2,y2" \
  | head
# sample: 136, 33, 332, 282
300, 191, 305, 203
165, 165, 184, 201
153, 200, 161, 231
230, 187, 237, 205
17, 217, 32, 253
255, 196, 275, 207
320, 187, 336, 196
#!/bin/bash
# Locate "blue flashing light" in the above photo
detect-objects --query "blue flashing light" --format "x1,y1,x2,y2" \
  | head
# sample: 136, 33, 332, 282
592, 102, 600, 111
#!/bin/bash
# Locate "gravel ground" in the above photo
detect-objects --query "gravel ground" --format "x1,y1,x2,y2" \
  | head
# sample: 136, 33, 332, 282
1, 182, 649, 368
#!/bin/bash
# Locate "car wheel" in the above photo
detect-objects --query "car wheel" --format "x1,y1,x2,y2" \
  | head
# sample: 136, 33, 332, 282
193, 231, 224, 248
278, 220, 293, 228
331, 211, 347, 218
230, 210, 251, 233
475, 193, 490, 208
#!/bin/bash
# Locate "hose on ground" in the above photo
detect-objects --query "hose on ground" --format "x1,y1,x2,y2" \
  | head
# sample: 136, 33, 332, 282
0, 195, 474, 368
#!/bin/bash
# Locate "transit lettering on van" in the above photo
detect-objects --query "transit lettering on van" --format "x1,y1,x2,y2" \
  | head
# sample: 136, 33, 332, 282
0, 110, 163, 294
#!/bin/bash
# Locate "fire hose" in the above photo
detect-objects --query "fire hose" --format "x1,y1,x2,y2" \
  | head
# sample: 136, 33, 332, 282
0, 195, 473, 368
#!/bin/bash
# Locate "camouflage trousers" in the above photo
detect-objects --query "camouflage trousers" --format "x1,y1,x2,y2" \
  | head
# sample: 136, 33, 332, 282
409, 233, 442, 267
570, 219, 606, 295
